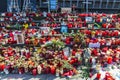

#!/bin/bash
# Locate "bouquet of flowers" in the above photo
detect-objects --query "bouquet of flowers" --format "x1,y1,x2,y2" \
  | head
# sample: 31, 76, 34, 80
61, 60, 73, 70
44, 39, 65, 50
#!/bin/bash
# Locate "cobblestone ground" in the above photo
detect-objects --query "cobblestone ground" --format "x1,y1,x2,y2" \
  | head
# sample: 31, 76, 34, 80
0, 74, 90, 80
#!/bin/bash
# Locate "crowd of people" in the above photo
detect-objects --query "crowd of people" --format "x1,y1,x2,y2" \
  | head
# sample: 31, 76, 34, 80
0, 12, 120, 79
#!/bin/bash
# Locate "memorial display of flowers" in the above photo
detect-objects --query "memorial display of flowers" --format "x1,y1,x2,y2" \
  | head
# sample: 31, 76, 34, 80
0, 12, 120, 79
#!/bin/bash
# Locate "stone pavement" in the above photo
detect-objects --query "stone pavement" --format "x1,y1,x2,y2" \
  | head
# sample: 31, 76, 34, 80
0, 74, 88, 80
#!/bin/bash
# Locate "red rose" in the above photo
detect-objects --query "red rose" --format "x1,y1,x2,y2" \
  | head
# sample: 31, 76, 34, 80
67, 23, 73, 28
96, 73, 101, 79
107, 57, 112, 64
32, 68, 37, 76
102, 23, 107, 28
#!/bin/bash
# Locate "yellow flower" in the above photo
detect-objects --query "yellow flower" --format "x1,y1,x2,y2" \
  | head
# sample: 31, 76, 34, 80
23, 23, 29, 29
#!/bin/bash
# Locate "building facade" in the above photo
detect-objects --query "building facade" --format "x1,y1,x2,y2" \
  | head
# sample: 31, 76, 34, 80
39, 0, 120, 13
7, 0, 36, 12
0, 0, 7, 12
3, 0, 120, 13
